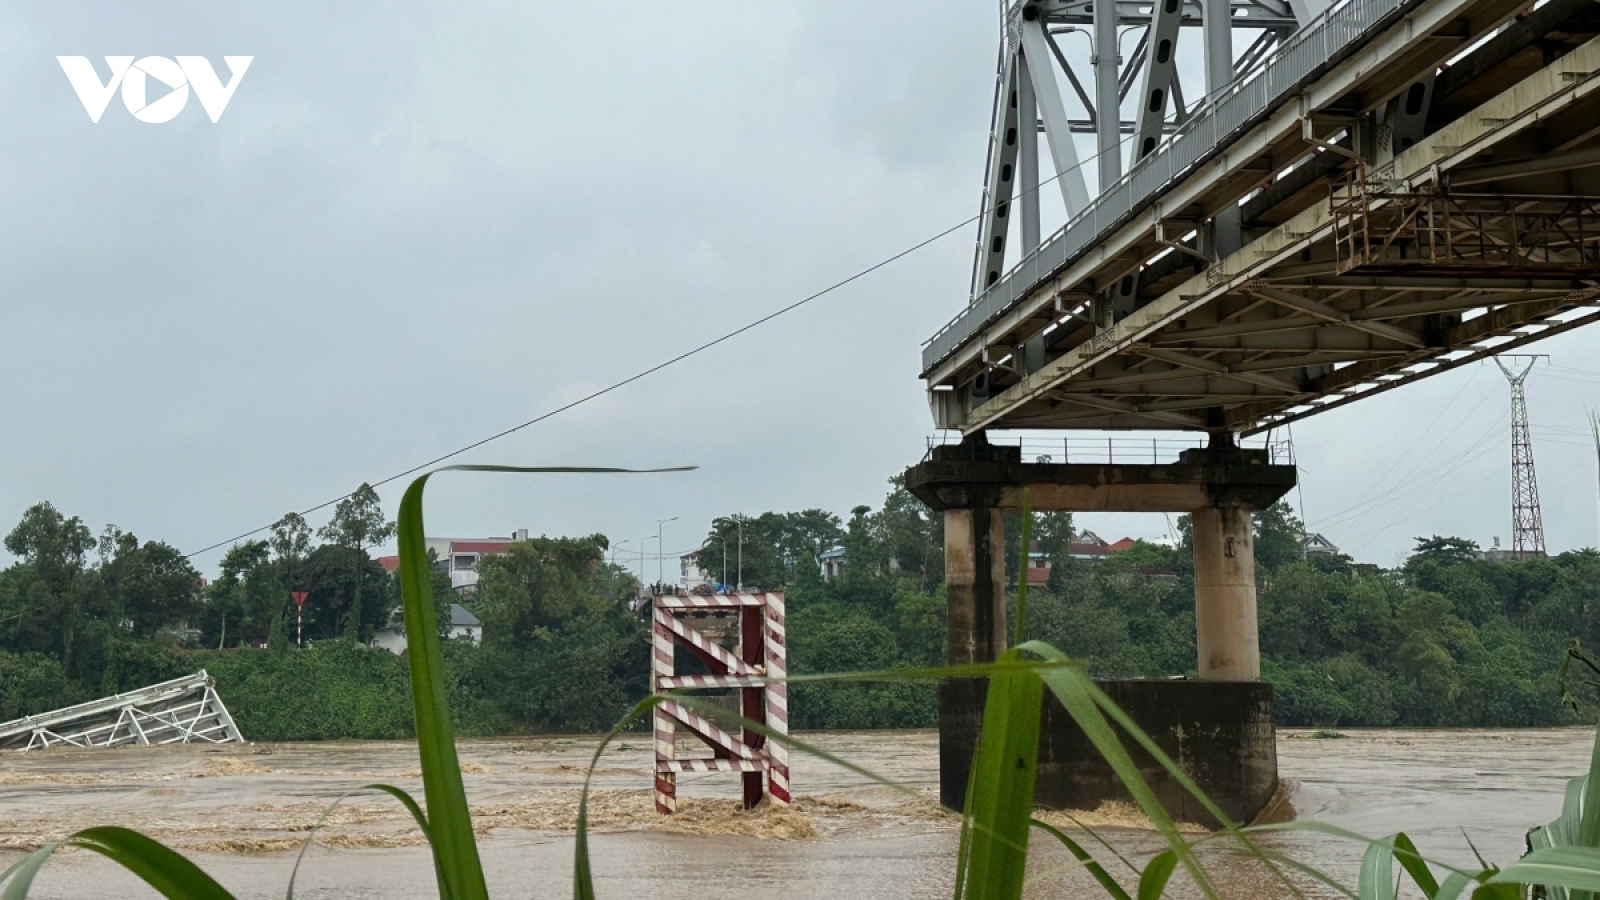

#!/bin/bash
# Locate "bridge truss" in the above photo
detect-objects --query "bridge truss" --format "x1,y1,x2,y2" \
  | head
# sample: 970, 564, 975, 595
0, 671, 244, 751
927, 0, 1600, 436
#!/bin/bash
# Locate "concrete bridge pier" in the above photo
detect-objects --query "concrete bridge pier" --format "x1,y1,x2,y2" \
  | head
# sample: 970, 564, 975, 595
1192, 501, 1260, 681
905, 434, 1294, 824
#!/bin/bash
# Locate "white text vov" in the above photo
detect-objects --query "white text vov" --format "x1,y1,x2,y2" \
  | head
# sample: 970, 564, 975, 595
57, 56, 252, 123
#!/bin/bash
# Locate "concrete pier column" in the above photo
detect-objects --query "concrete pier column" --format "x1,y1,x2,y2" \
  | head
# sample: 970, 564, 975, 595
944, 507, 1007, 667
939, 505, 1006, 809
1191, 504, 1261, 681
906, 439, 1291, 821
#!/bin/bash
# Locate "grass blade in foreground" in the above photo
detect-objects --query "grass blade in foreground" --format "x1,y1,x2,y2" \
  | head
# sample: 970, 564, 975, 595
1523, 720, 1600, 900
1028, 820, 1132, 900
956, 650, 1043, 900
286, 783, 433, 900
1014, 644, 1220, 899
0, 827, 236, 900
1357, 836, 1396, 900
396, 464, 693, 900
1491, 847, 1600, 892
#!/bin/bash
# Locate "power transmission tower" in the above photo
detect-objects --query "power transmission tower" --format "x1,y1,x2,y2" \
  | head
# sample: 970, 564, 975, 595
1494, 355, 1548, 559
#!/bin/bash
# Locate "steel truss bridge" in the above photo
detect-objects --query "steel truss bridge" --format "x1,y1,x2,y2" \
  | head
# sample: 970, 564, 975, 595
924, 0, 1600, 435
0, 671, 244, 751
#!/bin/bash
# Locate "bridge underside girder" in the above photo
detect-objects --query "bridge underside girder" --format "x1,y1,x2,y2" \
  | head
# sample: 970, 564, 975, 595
927, 0, 1600, 435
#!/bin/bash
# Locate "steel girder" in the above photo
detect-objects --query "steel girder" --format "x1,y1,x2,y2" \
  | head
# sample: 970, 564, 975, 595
968, 0, 1302, 295
932, 0, 1550, 384
934, 35, 1600, 436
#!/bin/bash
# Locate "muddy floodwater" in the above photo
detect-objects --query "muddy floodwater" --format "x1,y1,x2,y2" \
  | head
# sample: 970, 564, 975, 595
0, 728, 1592, 898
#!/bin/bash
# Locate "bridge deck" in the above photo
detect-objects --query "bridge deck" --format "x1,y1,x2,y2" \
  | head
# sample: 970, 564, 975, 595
925, 0, 1600, 434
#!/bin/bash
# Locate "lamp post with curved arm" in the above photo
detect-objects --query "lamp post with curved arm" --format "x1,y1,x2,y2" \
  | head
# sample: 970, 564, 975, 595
656, 517, 678, 586
710, 533, 728, 589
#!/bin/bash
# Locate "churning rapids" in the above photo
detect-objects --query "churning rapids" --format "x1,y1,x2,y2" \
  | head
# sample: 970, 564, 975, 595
0, 728, 1591, 898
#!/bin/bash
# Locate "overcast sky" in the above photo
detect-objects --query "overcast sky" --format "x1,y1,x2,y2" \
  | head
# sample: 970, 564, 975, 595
2, 2, 1598, 577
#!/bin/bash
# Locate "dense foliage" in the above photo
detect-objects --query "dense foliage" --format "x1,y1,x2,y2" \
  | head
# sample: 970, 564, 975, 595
716, 483, 1600, 730
0, 477, 1594, 738
0, 496, 650, 739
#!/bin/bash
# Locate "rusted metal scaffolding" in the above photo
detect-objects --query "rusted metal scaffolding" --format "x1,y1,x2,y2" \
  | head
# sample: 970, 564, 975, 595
1331, 170, 1600, 276
651, 591, 789, 813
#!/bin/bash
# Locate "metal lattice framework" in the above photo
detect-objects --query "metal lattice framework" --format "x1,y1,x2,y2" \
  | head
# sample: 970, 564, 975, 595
925, 0, 1600, 437
651, 591, 789, 814
971, 0, 1310, 300
1495, 355, 1547, 558
1330, 176, 1600, 276
0, 671, 244, 751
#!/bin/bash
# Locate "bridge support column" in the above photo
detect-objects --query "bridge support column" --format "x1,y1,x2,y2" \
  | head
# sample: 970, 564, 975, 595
1192, 504, 1261, 680
906, 435, 1293, 822
939, 489, 1008, 808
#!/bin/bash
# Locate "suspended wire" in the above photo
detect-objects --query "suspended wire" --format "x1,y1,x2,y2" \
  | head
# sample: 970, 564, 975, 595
1336, 360, 1600, 550
1319, 413, 1507, 538
185, 95, 1151, 561
1357, 467, 1503, 546
1319, 415, 1506, 531
1314, 366, 1483, 522
1310, 374, 1498, 530
1324, 431, 1507, 546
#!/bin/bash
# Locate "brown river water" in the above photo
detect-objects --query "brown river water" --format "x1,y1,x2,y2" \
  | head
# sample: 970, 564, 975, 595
0, 728, 1591, 898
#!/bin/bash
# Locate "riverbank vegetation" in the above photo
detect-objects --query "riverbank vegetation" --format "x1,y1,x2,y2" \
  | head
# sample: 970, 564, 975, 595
5, 466, 1598, 900
0, 473, 1596, 737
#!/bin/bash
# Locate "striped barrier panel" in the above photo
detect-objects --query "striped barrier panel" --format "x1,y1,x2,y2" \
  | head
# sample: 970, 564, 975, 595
651, 590, 790, 814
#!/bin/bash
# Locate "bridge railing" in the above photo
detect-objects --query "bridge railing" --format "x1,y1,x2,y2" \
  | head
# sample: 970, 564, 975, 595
923, 0, 1416, 374
923, 433, 1295, 466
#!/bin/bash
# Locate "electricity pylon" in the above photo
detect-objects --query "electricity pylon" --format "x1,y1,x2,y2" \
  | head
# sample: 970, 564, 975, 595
1494, 355, 1548, 559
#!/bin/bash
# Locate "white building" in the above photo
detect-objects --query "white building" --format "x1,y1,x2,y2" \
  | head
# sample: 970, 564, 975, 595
380, 529, 531, 593
370, 603, 483, 655
679, 550, 714, 591
1301, 532, 1341, 556
819, 546, 845, 581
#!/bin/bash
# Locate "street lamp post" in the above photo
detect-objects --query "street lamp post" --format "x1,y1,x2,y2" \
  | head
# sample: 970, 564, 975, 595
610, 539, 631, 568
737, 515, 744, 591
656, 517, 678, 587
711, 534, 728, 588
640, 536, 657, 586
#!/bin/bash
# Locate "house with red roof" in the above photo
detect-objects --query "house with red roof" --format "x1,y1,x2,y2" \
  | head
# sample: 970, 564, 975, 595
1018, 531, 1154, 586
376, 529, 531, 594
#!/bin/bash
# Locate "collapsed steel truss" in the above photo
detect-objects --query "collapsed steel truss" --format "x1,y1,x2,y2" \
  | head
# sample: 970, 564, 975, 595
0, 671, 244, 751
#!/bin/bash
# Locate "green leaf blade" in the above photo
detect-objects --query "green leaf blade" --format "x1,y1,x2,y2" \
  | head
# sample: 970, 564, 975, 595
1, 828, 236, 900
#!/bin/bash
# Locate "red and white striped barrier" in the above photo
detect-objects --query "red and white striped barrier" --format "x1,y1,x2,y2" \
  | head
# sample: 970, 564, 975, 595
651, 590, 790, 814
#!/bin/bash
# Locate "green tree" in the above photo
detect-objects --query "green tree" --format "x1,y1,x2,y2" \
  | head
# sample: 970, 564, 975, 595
469, 534, 647, 731
1254, 502, 1305, 572
318, 484, 396, 639
198, 540, 275, 649
297, 544, 390, 641
270, 512, 313, 565
699, 512, 843, 591
97, 533, 202, 639
2, 503, 97, 671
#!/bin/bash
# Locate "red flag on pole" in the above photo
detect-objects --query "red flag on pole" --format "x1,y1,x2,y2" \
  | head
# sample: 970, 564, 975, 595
292, 591, 309, 607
